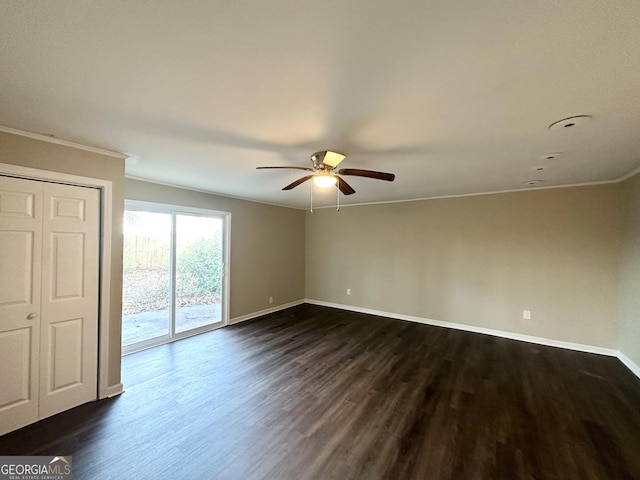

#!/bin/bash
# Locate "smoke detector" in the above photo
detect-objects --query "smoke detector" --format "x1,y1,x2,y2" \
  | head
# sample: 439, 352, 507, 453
548, 115, 591, 131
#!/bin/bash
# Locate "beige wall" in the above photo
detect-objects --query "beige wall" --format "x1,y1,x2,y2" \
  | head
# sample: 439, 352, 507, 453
306, 184, 625, 348
3, 127, 636, 391
125, 179, 306, 319
619, 173, 640, 366
0, 131, 125, 389
0, 131, 306, 393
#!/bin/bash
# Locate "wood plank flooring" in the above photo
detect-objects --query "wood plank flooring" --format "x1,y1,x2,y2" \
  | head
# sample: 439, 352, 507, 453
1, 304, 640, 479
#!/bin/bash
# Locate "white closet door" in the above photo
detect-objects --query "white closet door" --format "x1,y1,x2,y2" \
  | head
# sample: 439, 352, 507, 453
39, 182, 99, 418
0, 176, 100, 435
0, 177, 43, 435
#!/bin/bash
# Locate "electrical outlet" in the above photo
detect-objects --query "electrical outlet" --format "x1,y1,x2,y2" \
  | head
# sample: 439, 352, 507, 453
523, 310, 531, 320
346, 288, 351, 295
268, 296, 273, 304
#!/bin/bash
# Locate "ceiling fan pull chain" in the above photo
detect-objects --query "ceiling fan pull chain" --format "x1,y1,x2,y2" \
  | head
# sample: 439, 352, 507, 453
337, 185, 340, 212
310, 182, 313, 213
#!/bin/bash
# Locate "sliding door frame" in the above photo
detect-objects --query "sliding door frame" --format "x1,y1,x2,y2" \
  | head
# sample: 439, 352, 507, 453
122, 200, 230, 354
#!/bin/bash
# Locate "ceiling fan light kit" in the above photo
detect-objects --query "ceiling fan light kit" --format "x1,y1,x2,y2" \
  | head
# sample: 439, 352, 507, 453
312, 174, 338, 188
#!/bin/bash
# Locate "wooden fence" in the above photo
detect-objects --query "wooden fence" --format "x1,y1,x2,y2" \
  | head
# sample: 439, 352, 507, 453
123, 235, 169, 271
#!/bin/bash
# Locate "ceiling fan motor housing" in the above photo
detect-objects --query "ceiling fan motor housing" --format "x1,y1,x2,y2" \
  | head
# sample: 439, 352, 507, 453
311, 151, 326, 170
311, 150, 347, 170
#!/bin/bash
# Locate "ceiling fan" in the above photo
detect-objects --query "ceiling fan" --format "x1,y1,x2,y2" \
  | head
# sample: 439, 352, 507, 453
256, 150, 395, 195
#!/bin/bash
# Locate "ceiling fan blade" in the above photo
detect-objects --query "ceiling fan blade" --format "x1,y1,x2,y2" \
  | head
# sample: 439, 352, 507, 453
337, 168, 395, 181
256, 166, 314, 171
337, 176, 356, 195
283, 175, 313, 190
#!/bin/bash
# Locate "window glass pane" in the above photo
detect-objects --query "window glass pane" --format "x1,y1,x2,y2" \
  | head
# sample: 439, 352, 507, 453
175, 214, 223, 333
122, 210, 171, 346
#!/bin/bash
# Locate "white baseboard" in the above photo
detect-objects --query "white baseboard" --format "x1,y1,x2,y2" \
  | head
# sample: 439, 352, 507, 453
229, 299, 305, 325
304, 299, 619, 357
617, 352, 640, 379
106, 383, 124, 398
225, 298, 640, 381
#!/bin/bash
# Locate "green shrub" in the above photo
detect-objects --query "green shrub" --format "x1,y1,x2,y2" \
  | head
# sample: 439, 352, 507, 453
176, 233, 223, 298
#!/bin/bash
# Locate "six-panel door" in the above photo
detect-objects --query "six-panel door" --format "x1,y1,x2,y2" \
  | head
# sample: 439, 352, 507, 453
0, 176, 99, 435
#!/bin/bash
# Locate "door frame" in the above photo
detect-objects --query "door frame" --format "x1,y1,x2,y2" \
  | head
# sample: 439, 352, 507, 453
0, 162, 115, 400
122, 199, 231, 354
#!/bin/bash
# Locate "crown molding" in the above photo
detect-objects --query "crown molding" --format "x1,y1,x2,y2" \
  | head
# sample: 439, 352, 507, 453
0, 125, 126, 159
617, 164, 640, 182
310, 168, 640, 210
125, 174, 306, 210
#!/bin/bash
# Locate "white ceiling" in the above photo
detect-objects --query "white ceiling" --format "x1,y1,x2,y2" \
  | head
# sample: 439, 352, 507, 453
2, 1, 640, 209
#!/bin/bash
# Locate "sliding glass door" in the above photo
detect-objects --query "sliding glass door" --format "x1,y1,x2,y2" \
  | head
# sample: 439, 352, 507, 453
122, 210, 171, 346
175, 214, 223, 333
122, 202, 229, 354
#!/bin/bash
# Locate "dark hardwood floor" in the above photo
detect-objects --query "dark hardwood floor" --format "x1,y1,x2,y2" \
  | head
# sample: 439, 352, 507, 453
1, 304, 640, 479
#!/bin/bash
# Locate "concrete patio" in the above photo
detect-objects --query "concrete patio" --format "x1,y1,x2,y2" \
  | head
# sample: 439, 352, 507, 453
122, 303, 222, 346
